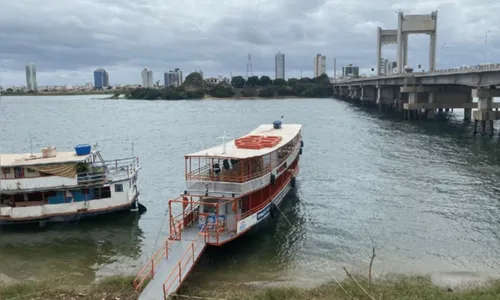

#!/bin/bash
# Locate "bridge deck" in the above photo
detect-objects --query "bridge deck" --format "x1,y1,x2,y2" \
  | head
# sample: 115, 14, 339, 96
139, 226, 206, 300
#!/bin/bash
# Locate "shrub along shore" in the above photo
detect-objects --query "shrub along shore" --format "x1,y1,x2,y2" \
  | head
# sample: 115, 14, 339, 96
124, 72, 334, 100
1, 274, 499, 300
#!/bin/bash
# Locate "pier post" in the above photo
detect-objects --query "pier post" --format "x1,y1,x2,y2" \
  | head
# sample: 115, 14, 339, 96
361, 86, 376, 108
376, 86, 395, 113
472, 88, 500, 136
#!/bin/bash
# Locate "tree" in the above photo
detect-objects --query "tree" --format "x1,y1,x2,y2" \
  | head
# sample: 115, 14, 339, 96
241, 87, 259, 97
231, 76, 246, 88
273, 78, 287, 86
259, 86, 276, 97
313, 73, 331, 85
246, 76, 259, 87
210, 84, 235, 98
183, 72, 204, 89
259, 76, 272, 86
287, 78, 298, 87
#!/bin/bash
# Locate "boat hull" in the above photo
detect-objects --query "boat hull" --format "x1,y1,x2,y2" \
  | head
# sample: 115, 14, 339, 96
0, 195, 141, 226
206, 163, 299, 246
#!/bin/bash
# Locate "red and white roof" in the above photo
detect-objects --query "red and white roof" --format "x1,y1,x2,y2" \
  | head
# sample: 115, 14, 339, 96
186, 124, 302, 159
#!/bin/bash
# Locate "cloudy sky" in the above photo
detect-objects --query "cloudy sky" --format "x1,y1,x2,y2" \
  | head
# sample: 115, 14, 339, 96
0, 0, 499, 86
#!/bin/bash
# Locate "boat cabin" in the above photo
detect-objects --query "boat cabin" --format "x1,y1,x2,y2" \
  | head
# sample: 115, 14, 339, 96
184, 123, 302, 196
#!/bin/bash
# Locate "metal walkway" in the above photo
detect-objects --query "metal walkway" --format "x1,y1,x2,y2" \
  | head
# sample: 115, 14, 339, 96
138, 226, 206, 300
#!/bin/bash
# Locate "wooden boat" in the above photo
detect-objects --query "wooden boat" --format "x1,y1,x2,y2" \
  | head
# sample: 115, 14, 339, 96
134, 120, 303, 299
0, 144, 141, 226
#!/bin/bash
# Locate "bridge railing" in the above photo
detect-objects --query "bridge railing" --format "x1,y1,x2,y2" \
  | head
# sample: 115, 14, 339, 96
332, 63, 500, 83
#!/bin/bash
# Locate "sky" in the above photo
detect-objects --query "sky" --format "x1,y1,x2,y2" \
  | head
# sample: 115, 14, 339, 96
0, 0, 499, 86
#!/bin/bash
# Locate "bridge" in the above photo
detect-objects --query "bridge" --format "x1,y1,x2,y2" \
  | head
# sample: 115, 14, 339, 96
332, 10, 500, 135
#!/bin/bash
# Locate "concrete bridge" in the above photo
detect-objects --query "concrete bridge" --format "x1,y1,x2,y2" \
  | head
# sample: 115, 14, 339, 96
332, 64, 500, 135
332, 9, 500, 135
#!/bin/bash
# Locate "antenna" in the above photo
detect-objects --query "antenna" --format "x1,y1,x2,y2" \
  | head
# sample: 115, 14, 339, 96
131, 141, 134, 157
217, 130, 231, 154
246, 53, 253, 79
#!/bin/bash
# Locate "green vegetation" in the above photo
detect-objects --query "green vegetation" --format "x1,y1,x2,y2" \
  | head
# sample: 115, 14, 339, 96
124, 72, 334, 100
1, 274, 499, 300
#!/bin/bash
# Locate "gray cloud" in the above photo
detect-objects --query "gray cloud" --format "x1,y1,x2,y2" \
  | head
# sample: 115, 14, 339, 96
0, 0, 499, 85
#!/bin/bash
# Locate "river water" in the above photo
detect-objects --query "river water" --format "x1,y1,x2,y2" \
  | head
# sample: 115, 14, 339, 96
0, 95, 499, 288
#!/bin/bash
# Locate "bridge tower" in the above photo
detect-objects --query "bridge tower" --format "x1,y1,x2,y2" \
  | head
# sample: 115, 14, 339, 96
396, 10, 438, 73
376, 28, 397, 75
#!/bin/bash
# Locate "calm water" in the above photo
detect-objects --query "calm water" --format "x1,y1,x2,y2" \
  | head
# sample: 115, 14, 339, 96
1, 95, 500, 288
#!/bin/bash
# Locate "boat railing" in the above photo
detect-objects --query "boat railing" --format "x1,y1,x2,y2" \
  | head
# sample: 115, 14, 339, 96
77, 157, 138, 185
162, 225, 208, 298
168, 197, 234, 242
186, 143, 299, 184
76, 172, 107, 185
133, 235, 178, 291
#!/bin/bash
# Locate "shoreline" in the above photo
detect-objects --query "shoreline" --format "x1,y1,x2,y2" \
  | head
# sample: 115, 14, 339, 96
1, 273, 499, 300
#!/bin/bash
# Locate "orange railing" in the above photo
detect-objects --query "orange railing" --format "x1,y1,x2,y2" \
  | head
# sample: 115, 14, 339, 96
162, 225, 208, 298
133, 236, 178, 291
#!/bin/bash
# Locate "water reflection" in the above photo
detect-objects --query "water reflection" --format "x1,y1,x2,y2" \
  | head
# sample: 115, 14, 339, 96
0, 212, 144, 284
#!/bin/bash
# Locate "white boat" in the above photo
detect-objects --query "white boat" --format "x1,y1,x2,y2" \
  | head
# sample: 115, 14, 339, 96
0, 144, 141, 226
134, 120, 303, 299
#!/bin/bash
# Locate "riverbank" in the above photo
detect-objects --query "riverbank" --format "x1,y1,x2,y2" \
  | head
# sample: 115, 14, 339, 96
1, 274, 499, 300
2, 91, 118, 96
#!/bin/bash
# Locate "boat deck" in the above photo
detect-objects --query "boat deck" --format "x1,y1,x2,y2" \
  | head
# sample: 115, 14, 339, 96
138, 226, 206, 300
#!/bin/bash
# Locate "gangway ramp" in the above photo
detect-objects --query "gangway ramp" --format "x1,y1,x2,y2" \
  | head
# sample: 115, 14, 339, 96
135, 226, 207, 300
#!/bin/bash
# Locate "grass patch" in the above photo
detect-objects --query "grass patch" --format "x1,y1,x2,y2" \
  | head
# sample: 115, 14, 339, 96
1, 275, 499, 300
0, 276, 138, 300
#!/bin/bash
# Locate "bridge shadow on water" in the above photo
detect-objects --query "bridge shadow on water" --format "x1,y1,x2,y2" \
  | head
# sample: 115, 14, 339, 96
182, 186, 307, 290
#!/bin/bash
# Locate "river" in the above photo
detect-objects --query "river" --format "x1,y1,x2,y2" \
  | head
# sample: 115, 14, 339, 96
0, 95, 499, 288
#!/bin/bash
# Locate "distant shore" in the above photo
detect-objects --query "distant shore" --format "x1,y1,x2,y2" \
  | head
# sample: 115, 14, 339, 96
1, 91, 118, 97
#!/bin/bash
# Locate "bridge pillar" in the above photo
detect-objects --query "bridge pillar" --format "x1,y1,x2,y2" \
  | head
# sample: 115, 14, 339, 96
349, 86, 361, 103
376, 86, 396, 112
361, 86, 376, 106
471, 88, 500, 135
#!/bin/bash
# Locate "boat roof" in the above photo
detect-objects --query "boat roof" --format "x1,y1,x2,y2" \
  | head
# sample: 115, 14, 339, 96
186, 124, 302, 159
0, 151, 91, 167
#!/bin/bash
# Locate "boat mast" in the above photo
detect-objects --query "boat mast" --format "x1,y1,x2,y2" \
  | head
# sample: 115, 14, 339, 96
218, 130, 231, 154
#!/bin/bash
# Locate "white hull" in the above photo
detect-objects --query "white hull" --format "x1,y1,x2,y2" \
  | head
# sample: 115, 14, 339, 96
0, 179, 139, 225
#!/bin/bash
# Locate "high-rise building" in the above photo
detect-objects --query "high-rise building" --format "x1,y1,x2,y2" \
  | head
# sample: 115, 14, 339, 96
314, 54, 326, 77
342, 64, 360, 78
275, 52, 285, 79
93, 68, 109, 89
25, 63, 37, 91
164, 71, 176, 87
164, 68, 183, 88
141, 68, 154, 88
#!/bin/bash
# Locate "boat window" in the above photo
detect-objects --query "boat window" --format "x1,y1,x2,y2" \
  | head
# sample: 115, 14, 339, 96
114, 184, 124, 192
27, 168, 36, 173
2, 168, 11, 174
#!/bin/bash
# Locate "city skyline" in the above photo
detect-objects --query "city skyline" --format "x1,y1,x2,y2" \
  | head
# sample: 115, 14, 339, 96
0, 1, 498, 86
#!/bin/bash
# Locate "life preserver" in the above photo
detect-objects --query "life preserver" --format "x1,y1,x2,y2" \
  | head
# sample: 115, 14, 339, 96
270, 203, 277, 218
